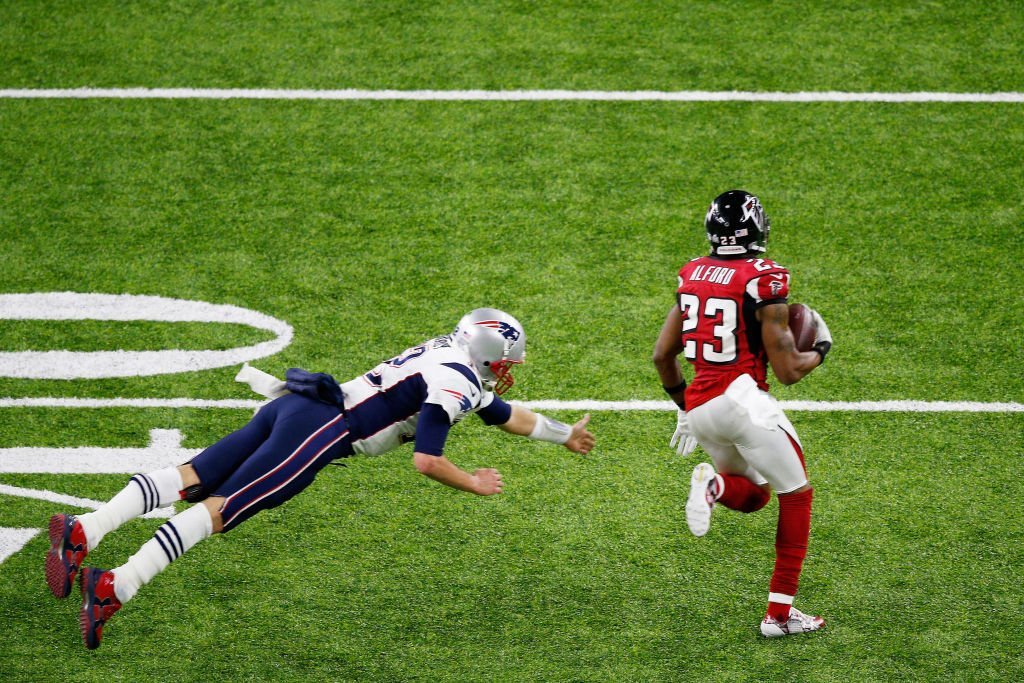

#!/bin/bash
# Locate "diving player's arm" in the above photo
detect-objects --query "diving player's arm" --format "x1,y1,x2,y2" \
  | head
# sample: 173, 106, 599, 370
412, 452, 503, 495
758, 302, 823, 385
412, 403, 503, 495
494, 404, 594, 456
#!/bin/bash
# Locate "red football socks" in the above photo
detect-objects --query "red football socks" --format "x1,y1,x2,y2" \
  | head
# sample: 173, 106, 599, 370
715, 473, 771, 513
767, 487, 814, 618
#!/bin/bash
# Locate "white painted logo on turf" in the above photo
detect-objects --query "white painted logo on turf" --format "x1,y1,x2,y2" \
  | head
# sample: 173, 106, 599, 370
0, 428, 199, 474
0, 428, 195, 565
0, 292, 293, 378
0, 527, 41, 565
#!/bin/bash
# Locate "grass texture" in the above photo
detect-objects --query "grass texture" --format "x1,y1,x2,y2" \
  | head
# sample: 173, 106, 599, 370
1, 2, 1022, 681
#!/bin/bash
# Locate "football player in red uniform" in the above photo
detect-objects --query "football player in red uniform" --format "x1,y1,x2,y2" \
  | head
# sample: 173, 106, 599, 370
653, 190, 833, 637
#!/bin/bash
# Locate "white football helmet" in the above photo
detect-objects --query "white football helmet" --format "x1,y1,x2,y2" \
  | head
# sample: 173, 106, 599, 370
453, 308, 526, 395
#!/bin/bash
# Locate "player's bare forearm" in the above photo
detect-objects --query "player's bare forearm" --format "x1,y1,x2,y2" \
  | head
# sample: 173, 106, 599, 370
412, 452, 503, 495
653, 305, 685, 380
759, 303, 822, 385
655, 356, 685, 389
498, 404, 538, 436
653, 304, 687, 406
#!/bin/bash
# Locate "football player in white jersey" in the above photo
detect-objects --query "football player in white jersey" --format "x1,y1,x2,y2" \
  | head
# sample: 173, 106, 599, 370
47, 308, 595, 649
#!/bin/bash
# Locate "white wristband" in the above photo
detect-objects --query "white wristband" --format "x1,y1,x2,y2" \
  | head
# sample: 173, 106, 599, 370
528, 413, 572, 444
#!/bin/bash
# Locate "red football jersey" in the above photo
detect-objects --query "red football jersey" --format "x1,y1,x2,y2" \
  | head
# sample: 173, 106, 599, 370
676, 256, 791, 409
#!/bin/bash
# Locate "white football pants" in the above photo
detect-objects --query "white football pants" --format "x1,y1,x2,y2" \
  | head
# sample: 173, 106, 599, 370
687, 374, 808, 494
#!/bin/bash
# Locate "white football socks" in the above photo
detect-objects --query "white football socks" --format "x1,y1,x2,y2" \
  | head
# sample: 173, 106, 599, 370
112, 503, 214, 604
77, 466, 184, 551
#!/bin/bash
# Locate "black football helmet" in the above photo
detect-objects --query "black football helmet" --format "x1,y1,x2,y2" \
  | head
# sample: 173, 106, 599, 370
704, 190, 771, 257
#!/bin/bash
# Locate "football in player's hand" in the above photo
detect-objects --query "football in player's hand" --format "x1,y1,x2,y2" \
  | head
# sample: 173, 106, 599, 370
788, 303, 817, 352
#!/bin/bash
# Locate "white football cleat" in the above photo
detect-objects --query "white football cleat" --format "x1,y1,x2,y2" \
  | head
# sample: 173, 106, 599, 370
685, 462, 716, 537
760, 607, 825, 637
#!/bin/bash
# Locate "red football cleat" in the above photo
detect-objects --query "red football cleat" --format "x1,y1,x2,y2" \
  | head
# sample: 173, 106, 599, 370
46, 514, 89, 599
79, 567, 122, 649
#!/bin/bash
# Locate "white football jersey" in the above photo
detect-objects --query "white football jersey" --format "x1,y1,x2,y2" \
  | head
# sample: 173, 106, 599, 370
339, 335, 499, 456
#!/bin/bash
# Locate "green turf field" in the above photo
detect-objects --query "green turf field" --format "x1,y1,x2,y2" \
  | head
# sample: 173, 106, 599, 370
1, 2, 1022, 681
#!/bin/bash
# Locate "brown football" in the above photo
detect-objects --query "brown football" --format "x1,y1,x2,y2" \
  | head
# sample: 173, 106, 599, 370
788, 303, 817, 352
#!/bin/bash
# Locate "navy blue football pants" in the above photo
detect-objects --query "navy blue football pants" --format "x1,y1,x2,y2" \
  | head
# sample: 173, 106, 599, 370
190, 393, 353, 532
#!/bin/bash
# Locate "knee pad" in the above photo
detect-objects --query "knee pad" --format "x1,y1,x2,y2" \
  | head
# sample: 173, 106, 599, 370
180, 483, 209, 503
178, 459, 210, 502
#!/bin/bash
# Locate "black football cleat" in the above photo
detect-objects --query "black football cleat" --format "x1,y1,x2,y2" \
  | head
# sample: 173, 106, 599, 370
46, 514, 89, 599
79, 566, 122, 649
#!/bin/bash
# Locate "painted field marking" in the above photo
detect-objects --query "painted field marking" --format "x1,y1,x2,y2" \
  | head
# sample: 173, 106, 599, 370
0, 88, 1022, 103
0, 429, 185, 565
0, 397, 1020, 412
0, 484, 174, 520
0, 527, 41, 565
0, 428, 199, 474
0, 292, 293, 379
517, 399, 1024, 413
0, 394, 1018, 566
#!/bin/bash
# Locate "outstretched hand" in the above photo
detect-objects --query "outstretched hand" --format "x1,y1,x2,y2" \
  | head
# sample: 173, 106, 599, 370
564, 414, 595, 455
471, 468, 504, 495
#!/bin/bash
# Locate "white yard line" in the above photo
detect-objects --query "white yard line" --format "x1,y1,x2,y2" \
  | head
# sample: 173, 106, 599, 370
0, 396, 263, 409
0, 396, 1017, 566
0, 88, 1022, 103
0, 484, 174, 518
0, 397, 1020, 412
